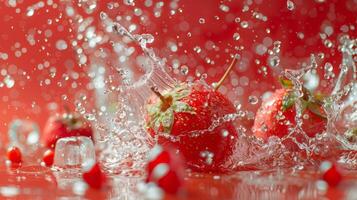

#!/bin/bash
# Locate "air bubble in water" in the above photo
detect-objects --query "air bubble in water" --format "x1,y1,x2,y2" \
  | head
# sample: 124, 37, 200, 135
286, 0, 295, 11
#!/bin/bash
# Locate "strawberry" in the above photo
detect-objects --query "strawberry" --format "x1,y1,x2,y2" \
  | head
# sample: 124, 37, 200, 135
7, 146, 22, 163
145, 57, 240, 173
146, 145, 185, 194
82, 162, 107, 189
252, 79, 327, 148
43, 112, 93, 149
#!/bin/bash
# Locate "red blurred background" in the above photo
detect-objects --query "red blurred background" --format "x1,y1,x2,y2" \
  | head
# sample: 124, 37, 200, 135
0, 0, 356, 144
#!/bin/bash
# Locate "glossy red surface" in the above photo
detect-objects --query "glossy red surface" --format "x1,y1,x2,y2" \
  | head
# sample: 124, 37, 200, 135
0, 150, 356, 200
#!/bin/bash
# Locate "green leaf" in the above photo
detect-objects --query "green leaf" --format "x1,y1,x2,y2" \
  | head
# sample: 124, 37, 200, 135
306, 101, 327, 119
279, 78, 294, 89
282, 91, 297, 111
146, 83, 196, 134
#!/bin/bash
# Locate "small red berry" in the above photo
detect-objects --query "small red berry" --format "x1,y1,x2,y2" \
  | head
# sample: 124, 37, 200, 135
7, 146, 22, 163
146, 145, 185, 194
320, 161, 342, 187
42, 149, 54, 166
82, 162, 107, 189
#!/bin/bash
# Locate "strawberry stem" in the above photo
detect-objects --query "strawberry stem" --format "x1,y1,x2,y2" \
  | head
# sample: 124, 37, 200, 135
150, 87, 166, 103
150, 87, 173, 112
214, 55, 238, 91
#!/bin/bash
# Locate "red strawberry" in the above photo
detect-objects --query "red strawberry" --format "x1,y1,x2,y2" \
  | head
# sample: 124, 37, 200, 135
252, 80, 327, 149
7, 146, 22, 163
82, 162, 107, 189
145, 57, 241, 173
146, 145, 185, 194
320, 161, 342, 187
43, 112, 93, 149
42, 149, 54, 166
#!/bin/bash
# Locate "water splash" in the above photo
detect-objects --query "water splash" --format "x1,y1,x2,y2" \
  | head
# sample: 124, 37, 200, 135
58, 1, 357, 175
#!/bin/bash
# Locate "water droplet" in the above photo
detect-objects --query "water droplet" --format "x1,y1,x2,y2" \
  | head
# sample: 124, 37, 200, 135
324, 62, 333, 72
107, 3, 114, 9
221, 130, 229, 137
124, 0, 135, 6
297, 32, 304, 39
324, 39, 333, 48
219, 4, 230, 12
4, 76, 15, 88
27, 9, 34, 17
100, 12, 108, 20
56, 40, 68, 50
193, 46, 201, 53
79, 0, 98, 14
287, 0, 295, 11
269, 56, 280, 67
233, 33, 240, 41
180, 65, 189, 75
240, 21, 249, 29
199, 18, 205, 24
248, 96, 259, 105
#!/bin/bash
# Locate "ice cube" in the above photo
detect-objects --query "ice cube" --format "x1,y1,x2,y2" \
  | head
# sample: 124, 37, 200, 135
54, 136, 96, 171
8, 119, 40, 153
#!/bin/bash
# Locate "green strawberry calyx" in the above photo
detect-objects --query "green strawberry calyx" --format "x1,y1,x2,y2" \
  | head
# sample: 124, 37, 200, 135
279, 78, 327, 119
146, 84, 196, 134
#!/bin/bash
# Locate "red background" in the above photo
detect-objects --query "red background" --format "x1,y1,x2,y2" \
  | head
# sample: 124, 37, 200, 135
0, 0, 356, 144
